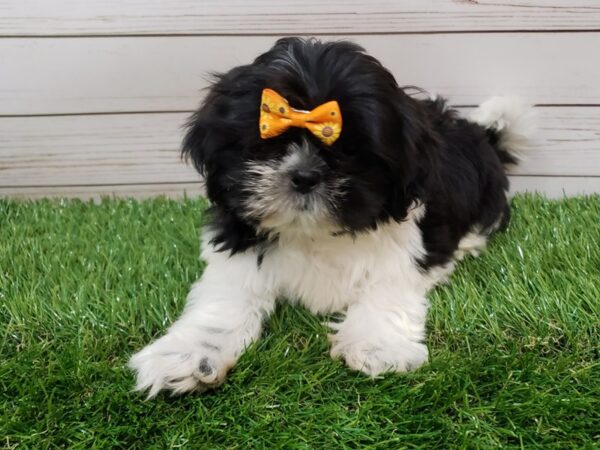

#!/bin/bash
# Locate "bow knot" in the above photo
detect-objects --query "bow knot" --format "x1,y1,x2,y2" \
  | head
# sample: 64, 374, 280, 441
259, 88, 342, 146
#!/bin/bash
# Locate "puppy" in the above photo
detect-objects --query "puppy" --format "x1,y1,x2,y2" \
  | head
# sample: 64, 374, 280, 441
129, 38, 534, 397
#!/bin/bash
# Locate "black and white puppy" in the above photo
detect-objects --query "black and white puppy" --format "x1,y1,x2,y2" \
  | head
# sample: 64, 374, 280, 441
130, 38, 534, 397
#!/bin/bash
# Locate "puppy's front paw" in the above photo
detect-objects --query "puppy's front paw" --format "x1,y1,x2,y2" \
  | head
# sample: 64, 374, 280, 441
129, 334, 231, 398
329, 333, 428, 376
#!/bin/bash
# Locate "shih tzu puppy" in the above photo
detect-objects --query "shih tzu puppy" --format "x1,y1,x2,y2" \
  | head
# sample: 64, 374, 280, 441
129, 37, 533, 397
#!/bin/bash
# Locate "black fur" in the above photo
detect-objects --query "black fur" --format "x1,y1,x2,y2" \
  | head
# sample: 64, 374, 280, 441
183, 38, 513, 270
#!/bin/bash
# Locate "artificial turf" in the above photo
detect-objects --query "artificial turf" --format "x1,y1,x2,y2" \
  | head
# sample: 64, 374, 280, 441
1, 194, 599, 449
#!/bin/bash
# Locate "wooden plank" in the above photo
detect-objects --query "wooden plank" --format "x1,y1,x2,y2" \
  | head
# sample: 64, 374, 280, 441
0, 113, 199, 186
1, 33, 599, 115
509, 176, 600, 198
462, 107, 600, 177
1, 1, 599, 36
1, 108, 599, 191
0, 183, 204, 200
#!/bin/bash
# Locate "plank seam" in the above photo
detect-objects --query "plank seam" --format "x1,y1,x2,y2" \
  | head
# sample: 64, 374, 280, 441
3, 104, 600, 119
1, 29, 600, 39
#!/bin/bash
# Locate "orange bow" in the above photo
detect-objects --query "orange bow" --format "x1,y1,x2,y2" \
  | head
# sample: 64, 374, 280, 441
259, 88, 342, 146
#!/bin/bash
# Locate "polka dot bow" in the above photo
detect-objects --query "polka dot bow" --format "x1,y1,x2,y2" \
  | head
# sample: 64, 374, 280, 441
259, 88, 342, 146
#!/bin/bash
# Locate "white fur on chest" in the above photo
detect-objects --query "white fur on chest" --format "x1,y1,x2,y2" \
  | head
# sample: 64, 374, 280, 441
204, 204, 428, 315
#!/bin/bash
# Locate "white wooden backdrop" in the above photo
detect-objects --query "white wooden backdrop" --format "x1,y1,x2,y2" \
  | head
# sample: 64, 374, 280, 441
1, 1, 599, 199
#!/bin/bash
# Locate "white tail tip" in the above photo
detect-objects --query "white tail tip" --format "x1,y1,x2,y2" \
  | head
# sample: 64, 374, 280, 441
469, 96, 537, 163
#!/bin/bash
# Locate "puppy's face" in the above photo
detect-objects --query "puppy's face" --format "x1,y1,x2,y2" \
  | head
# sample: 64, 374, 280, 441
184, 38, 423, 248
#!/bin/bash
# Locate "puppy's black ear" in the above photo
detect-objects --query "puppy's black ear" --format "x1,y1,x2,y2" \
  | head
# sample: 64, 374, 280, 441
363, 87, 441, 220
182, 66, 262, 178
181, 96, 214, 177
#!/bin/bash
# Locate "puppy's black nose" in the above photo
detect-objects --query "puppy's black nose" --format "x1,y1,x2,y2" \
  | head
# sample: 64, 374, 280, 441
290, 169, 322, 194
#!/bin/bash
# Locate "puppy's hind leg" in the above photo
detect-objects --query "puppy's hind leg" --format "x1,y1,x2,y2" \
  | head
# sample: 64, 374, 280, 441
455, 230, 489, 260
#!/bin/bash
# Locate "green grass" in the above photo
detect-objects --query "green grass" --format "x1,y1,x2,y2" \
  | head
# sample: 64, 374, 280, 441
1, 194, 599, 449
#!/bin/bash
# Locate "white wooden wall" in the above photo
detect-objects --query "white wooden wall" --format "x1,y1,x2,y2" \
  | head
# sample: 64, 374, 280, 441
1, 1, 599, 199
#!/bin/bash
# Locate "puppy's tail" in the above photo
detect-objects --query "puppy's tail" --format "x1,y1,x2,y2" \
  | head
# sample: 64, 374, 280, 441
469, 96, 536, 169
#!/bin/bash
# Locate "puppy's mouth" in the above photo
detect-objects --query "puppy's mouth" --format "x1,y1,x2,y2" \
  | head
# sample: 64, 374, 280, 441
241, 139, 348, 235
251, 188, 334, 231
